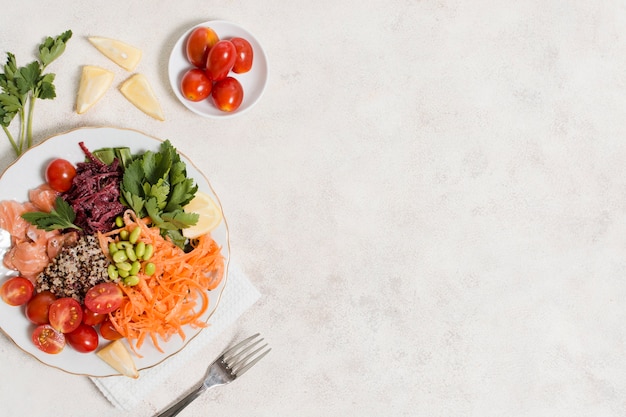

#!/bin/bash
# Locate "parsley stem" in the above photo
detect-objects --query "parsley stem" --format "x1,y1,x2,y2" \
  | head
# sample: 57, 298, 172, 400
26, 95, 35, 149
18, 108, 25, 155
2, 125, 19, 155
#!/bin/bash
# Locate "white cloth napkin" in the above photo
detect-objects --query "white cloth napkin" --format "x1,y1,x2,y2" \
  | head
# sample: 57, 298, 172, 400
90, 263, 260, 411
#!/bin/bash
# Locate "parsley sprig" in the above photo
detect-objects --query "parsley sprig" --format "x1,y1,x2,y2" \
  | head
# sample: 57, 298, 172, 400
0, 30, 72, 156
21, 197, 81, 231
121, 140, 199, 248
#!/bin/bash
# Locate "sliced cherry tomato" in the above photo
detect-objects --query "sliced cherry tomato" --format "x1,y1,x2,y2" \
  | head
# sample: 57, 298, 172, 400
25, 291, 57, 324
32, 324, 65, 354
66, 324, 99, 353
48, 297, 83, 333
82, 305, 106, 326
45, 158, 76, 193
205, 40, 237, 82
0, 276, 34, 306
99, 316, 123, 340
84, 282, 123, 314
212, 77, 244, 112
230, 37, 253, 74
186, 26, 219, 68
180, 68, 212, 101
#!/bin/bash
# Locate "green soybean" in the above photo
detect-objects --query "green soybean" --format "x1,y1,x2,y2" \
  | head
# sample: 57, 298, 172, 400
107, 264, 119, 280
118, 268, 129, 278
115, 216, 124, 228
108, 242, 118, 255
116, 241, 132, 250
144, 262, 156, 276
120, 230, 129, 240
126, 246, 137, 262
143, 243, 154, 261
112, 250, 128, 263
129, 227, 141, 244
116, 261, 132, 271
135, 241, 146, 258
130, 260, 141, 276
124, 275, 140, 286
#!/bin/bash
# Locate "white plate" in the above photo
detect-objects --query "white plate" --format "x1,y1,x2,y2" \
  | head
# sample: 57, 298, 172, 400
0, 126, 230, 377
168, 20, 269, 118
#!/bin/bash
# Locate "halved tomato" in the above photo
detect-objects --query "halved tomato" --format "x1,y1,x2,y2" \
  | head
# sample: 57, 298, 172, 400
32, 324, 65, 354
0, 276, 34, 306
48, 297, 83, 333
84, 282, 123, 314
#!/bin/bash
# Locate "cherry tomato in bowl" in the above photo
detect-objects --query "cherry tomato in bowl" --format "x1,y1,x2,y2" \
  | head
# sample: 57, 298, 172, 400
212, 77, 244, 112
66, 324, 99, 353
0, 276, 34, 306
230, 37, 253, 74
180, 68, 212, 102
205, 40, 237, 82
25, 290, 57, 324
185, 26, 219, 68
45, 158, 76, 193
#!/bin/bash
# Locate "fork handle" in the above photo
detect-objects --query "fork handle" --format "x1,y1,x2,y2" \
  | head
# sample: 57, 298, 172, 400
155, 384, 207, 417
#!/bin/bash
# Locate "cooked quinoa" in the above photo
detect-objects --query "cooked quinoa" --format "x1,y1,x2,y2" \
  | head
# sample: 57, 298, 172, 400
36, 234, 114, 303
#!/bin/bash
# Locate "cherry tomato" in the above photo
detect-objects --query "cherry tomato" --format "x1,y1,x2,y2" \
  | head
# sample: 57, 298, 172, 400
212, 77, 244, 112
205, 40, 237, 81
180, 68, 212, 102
0, 276, 34, 306
66, 324, 99, 353
82, 305, 106, 326
25, 291, 57, 324
99, 316, 123, 340
48, 297, 83, 333
45, 158, 76, 193
186, 26, 220, 68
32, 324, 65, 354
230, 37, 253, 74
84, 282, 123, 314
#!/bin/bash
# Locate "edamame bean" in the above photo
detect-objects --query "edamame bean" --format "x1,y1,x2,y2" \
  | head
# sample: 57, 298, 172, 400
107, 264, 119, 280
108, 242, 118, 255
124, 275, 140, 286
130, 260, 141, 276
144, 262, 156, 276
118, 268, 129, 278
116, 261, 132, 271
126, 246, 137, 262
120, 230, 129, 240
135, 241, 146, 258
143, 243, 154, 261
116, 241, 132, 250
112, 250, 128, 263
115, 216, 124, 228
129, 227, 141, 244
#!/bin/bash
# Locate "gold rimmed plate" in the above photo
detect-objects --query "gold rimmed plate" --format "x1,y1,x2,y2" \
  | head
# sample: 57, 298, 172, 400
0, 126, 230, 377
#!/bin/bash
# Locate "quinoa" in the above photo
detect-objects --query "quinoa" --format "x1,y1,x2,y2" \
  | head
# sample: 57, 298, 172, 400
36, 234, 114, 303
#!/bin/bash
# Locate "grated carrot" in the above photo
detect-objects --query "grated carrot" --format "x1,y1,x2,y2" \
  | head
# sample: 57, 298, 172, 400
98, 211, 225, 356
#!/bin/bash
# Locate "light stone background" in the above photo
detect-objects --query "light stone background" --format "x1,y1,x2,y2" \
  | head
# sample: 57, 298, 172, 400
2, 1, 626, 416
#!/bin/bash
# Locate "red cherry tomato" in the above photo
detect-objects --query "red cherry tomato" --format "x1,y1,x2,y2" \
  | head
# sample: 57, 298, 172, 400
45, 158, 76, 193
180, 68, 212, 102
66, 324, 99, 353
82, 305, 106, 326
84, 282, 123, 314
185, 26, 220, 68
205, 40, 237, 82
230, 37, 253, 74
0, 276, 34, 306
48, 297, 83, 333
25, 291, 57, 324
32, 324, 65, 354
99, 316, 123, 340
212, 77, 244, 112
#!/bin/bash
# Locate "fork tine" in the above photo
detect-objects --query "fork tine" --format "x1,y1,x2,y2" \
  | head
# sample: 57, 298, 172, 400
221, 333, 260, 358
232, 345, 271, 377
224, 336, 263, 364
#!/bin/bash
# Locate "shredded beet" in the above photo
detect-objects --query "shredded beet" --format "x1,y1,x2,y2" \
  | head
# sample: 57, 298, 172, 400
62, 142, 125, 234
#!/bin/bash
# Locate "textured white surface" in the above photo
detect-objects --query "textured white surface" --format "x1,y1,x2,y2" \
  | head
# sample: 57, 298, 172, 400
1, 1, 626, 416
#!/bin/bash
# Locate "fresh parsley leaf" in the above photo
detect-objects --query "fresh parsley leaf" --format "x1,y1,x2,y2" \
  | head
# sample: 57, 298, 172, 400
21, 197, 81, 231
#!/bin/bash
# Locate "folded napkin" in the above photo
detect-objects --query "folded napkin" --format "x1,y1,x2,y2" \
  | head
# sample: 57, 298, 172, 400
91, 263, 260, 411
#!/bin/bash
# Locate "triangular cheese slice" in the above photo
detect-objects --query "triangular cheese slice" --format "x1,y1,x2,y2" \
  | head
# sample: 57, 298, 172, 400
96, 340, 139, 379
88, 37, 142, 72
75, 65, 114, 114
119, 73, 165, 121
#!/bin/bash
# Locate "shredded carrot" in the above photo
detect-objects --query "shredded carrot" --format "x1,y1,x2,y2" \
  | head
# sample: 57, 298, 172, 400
100, 211, 225, 356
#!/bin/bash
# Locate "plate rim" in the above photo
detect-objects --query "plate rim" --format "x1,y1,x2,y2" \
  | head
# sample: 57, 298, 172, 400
0, 125, 231, 377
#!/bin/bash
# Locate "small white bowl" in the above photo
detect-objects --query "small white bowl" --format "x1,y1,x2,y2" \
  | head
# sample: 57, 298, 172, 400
168, 20, 269, 118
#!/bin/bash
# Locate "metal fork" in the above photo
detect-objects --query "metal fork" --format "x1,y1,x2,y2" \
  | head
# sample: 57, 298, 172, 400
155, 333, 271, 417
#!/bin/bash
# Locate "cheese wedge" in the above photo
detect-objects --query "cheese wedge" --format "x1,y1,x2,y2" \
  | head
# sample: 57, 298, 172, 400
96, 340, 139, 379
88, 37, 142, 72
119, 73, 165, 121
75, 65, 114, 114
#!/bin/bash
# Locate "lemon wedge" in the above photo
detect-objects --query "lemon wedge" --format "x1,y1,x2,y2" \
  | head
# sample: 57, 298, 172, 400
96, 340, 139, 379
88, 37, 142, 72
119, 73, 165, 121
75, 65, 114, 114
183, 191, 223, 239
